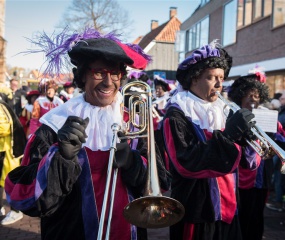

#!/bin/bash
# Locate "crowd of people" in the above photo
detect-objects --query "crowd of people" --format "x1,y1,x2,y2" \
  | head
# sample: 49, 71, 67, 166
0, 28, 284, 240
0, 77, 75, 225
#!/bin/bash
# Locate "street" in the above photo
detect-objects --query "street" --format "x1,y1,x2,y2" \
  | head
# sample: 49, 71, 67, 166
1, 201, 285, 240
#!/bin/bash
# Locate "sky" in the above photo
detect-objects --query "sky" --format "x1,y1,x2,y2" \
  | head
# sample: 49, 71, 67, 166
4, 0, 200, 71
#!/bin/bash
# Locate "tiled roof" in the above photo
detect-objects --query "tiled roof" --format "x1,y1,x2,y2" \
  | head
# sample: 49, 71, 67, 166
133, 36, 143, 45
138, 17, 181, 49
27, 70, 73, 85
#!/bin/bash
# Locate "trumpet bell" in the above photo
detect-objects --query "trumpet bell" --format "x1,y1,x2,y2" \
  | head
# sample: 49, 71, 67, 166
123, 196, 185, 228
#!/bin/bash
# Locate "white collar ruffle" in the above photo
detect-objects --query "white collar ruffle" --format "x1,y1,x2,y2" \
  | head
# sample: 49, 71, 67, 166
40, 92, 123, 151
170, 90, 228, 132
60, 89, 73, 99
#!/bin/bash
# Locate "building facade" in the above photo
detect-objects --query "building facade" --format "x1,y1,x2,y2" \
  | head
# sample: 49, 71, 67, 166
0, 0, 6, 83
136, 7, 181, 80
177, 0, 285, 96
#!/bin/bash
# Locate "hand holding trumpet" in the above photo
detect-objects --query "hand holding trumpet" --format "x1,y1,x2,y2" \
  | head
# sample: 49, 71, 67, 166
223, 109, 256, 142
216, 91, 285, 174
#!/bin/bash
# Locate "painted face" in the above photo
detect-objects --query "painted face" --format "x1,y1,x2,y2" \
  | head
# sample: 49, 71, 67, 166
279, 94, 285, 107
10, 80, 19, 92
190, 68, 224, 102
83, 60, 121, 107
66, 87, 75, 94
241, 89, 260, 111
46, 88, 56, 98
30, 95, 38, 105
155, 85, 165, 98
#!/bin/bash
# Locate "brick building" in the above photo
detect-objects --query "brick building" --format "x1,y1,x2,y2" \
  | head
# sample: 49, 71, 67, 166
134, 7, 181, 80
0, 0, 6, 83
176, 0, 285, 96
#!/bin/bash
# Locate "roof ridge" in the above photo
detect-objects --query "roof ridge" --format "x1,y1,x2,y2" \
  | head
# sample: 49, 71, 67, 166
155, 16, 181, 42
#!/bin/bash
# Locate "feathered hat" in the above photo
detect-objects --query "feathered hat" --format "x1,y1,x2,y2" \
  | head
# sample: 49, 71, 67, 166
176, 40, 232, 89
23, 27, 152, 76
63, 81, 75, 88
38, 78, 58, 93
247, 65, 266, 83
26, 90, 40, 98
227, 65, 269, 105
153, 75, 171, 92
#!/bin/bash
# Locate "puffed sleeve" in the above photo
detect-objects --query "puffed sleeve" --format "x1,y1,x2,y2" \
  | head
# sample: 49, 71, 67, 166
5, 124, 82, 217
162, 107, 242, 179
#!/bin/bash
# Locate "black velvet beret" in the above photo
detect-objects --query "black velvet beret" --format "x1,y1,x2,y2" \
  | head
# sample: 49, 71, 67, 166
68, 38, 134, 66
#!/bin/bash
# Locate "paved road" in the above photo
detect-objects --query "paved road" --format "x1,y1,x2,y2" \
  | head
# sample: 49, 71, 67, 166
1, 198, 285, 239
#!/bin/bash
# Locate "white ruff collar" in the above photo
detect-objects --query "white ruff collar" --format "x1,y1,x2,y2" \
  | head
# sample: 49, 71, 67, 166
60, 89, 73, 99
170, 90, 228, 132
40, 93, 123, 151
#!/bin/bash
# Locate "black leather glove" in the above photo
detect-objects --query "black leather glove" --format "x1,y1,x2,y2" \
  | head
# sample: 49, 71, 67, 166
113, 132, 133, 170
235, 129, 257, 147
243, 129, 258, 141
223, 108, 255, 142
58, 116, 89, 160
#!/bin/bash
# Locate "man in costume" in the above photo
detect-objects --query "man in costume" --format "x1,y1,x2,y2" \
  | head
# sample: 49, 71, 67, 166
0, 97, 26, 225
18, 90, 40, 138
161, 40, 257, 240
29, 79, 64, 135
59, 81, 75, 102
4, 28, 169, 240
153, 75, 171, 114
228, 68, 285, 240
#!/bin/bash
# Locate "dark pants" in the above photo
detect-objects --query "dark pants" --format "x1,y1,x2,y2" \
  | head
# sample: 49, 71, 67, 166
170, 215, 242, 240
239, 188, 268, 240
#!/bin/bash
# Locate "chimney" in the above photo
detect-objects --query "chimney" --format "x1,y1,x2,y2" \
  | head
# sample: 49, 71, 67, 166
169, 7, 177, 19
151, 20, 159, 31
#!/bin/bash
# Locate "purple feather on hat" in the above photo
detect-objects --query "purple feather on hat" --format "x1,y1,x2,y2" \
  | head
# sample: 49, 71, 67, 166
178, 39, 221, 70
21, 27, 121, 77
128, 71, 144, 79
126, 43, 152, 63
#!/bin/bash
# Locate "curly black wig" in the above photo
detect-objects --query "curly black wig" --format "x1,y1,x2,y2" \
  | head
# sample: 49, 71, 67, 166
227, 74, 270, 106
72, 60, 127, 90
176, 48, 232, 90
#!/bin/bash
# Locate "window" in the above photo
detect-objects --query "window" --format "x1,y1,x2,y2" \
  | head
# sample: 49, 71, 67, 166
223, 0, 237, 46
238, 0, 244, 27
253, 0, 262, 19
175, 31, 186, 52
186, 17, 209, 52
264, 0, 273, 16
245, 0, 253, 25
201, 0, 211, 6
238, 0, 273, 27
273, 0, 285, 27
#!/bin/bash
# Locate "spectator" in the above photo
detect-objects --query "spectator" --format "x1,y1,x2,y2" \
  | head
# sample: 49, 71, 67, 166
0, 98, 26, 225
19, 90, 41, 138
59, 82, 75, 102
29, 79, 64, 134
9, 79, 26, 117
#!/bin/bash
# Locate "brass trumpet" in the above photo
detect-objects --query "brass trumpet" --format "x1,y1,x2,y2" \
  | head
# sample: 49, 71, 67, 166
216, 91, 285, 174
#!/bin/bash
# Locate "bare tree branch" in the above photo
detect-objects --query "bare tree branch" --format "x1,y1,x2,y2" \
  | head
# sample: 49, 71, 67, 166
57, 0, 133, 41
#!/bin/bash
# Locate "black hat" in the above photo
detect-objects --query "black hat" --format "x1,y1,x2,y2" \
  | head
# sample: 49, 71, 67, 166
176, 40, 232, 90
22, 27, 152, 76
68, 38, 134, 66
154, 77, 171, 92
63, 81, 75, 88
